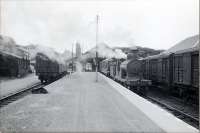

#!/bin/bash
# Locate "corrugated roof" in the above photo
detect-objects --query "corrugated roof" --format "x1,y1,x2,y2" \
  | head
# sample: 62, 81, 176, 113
0, 50, 22, 59
163, 35, 199, 54
141, 35, 199, 60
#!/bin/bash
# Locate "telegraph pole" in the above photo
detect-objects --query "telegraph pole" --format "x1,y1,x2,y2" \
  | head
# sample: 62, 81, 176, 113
95, 15, 99, 82
72, 43, 74, 73
0, 0, 1, 33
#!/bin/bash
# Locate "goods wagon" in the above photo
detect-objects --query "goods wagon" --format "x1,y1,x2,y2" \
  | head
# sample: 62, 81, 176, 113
100, 35, 199, 102
35, 53, 67, 83
141, 35, 199, 102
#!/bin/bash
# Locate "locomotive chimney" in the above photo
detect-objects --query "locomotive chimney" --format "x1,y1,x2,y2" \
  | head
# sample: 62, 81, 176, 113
127, 48, 139, 60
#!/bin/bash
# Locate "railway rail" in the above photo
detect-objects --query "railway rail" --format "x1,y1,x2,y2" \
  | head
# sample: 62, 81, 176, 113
0, 73, 68, 108
0, 82, 44, 108
146, 96, 199, 129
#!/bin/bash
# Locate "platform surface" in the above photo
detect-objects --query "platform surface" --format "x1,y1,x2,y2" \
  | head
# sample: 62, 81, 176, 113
0, 72, 198, 132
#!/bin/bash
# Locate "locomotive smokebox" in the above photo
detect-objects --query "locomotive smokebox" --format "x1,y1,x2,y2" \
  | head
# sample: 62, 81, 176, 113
127, 48, 139, 60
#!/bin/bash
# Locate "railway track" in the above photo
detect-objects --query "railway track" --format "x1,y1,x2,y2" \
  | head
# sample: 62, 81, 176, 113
146, 96, 199, 129
0, 82, 44, 108
0, 74, 68, 108
102, 73, 199, 129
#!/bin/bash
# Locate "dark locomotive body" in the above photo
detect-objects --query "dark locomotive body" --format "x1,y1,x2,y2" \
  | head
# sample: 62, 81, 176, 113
108, 58, 124, 81
35, 53, 67, 83
0, 50, 30, 77
99, 58, 112, 77
99, 57, 151, 95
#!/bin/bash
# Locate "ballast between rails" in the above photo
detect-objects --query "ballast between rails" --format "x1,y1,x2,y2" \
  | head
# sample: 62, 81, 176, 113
147, 96, 199, 129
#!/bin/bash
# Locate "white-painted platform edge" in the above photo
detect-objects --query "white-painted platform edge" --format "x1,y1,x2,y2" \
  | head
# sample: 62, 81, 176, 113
100, 73, 199, 133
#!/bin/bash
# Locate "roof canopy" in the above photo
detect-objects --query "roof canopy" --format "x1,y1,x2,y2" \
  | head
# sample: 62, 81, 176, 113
0, 50, 22, 59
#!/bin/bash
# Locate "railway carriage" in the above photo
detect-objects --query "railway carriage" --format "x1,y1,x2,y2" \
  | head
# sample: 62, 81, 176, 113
141, 53, 173, 90
172, 49, 199, 99
0, 50, 30, 77
191, 51, 199, 89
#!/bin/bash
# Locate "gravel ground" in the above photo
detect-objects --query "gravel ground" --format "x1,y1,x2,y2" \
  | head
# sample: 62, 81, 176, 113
147, 89, 199, 119
0, 72, 164, 132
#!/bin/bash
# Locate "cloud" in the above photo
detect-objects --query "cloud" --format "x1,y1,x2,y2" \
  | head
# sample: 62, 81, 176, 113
1, 0, 199, 53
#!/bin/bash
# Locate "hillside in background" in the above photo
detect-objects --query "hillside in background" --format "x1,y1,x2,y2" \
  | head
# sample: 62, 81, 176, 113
81, 42, 127, 61
82, 43, 164, 62
113, 46, 164, 58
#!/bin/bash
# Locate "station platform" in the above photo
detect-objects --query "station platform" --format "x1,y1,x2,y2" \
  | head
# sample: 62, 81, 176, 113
0, 72, 198, 132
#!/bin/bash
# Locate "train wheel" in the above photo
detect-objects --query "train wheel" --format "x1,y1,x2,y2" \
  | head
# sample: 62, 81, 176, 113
41, 79, 43, 83
142, 87, 148, 96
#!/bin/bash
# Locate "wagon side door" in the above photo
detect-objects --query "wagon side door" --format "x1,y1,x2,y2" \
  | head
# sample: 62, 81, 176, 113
191, 52, 199, 88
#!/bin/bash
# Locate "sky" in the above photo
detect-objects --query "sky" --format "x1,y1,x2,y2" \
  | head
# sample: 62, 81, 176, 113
1, 0, 199, 53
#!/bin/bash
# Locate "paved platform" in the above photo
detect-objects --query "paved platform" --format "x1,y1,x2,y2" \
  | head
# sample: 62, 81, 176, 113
100, 73, 198, 133
0, 72, 198, 132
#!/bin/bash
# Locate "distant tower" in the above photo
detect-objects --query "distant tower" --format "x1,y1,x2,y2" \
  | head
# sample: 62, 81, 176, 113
76, 42, 81, 59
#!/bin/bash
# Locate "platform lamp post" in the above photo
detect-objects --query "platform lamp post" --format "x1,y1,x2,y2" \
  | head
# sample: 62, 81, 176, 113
95, 15, 99, 82
199, 40, 200, 112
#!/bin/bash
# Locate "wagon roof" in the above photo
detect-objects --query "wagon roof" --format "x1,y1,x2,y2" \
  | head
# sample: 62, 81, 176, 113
140, 52, 170, 60
0, 50, 22, 59
163, 34, 199, 54
141, 35, 199, 60
36, 52, 51, 61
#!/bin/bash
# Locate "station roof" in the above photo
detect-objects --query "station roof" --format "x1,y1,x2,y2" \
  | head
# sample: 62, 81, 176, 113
0, 50, 22, 59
